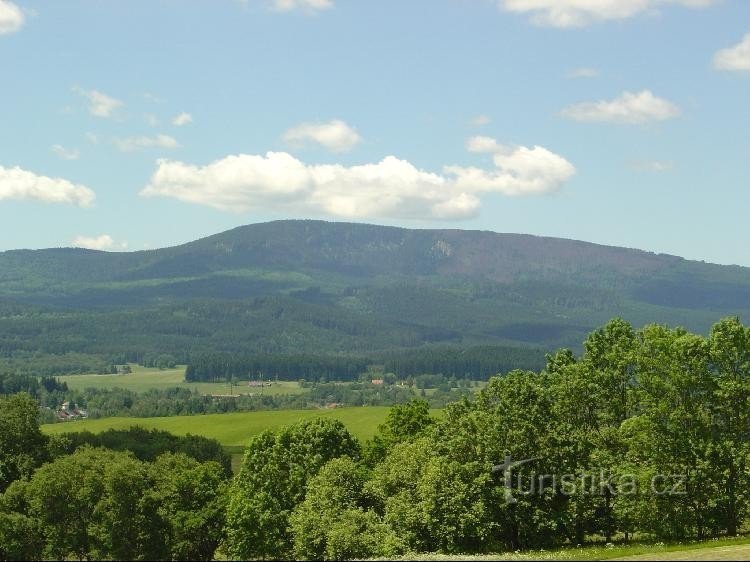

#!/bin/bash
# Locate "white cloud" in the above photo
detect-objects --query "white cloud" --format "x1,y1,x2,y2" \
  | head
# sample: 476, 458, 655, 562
115, 134, 180, 152
72, 234, 127, 251
501, 0, 717, 28
714, 33, 750, 72
561, 90, 680, 124
447, 145, 576, 196
0, 1, 23, 34
466, 136, 503, 153
172, 112, 193, 126
140, 140, 574, 220
0, 165, 95, 206
74, 87, 123, 118
272, 0, 333, 12
568, 67, 599, 78
471, 115, 491, 126
51, 144, 81, 161
283, 119, 362, 153
145, 114, 160, 127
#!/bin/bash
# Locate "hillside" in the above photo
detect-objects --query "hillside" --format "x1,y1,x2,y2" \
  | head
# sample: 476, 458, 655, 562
1, 220, 749, 375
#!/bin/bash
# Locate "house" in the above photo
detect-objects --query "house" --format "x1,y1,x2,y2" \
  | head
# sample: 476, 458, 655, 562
56, 401, 88, 421
371, 379, 384, 385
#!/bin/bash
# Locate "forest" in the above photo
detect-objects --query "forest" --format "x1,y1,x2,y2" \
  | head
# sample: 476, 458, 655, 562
3, 220, 750, 380
2, 316, 749, 560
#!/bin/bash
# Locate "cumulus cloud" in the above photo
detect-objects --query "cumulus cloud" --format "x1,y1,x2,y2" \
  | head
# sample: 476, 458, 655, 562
0, 0, 23, 34
283, 119, 361, 153
115, 134, 180, 152
501, 0, 717, 28
140, 140, 575, 220
0, 166, 95, 206
74, 87, 123, 118
51, 144, 81, 161
173, 112, 193, 126
714, 33, 750, 72
561, 90, 680, 124
72, 234, 127, 251
466, 136, 504, 153
272, 0, 333, 12
447, 145, 576, 196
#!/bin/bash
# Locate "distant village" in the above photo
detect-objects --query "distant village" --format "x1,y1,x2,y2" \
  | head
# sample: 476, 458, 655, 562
55, 401, 88, 421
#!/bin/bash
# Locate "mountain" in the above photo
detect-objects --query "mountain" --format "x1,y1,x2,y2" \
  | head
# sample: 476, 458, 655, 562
1, 220, 749, 375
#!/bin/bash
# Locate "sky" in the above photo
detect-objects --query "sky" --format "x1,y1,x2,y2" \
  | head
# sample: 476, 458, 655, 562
1, 0, 748, 265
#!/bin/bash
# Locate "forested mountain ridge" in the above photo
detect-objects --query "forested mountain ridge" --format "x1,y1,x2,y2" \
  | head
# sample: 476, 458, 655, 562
0, 219, 692, 286
1, 220, 749, 374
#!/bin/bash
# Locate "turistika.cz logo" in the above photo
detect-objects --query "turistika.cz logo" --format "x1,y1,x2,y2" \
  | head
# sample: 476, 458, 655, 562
491, 455, 686, 504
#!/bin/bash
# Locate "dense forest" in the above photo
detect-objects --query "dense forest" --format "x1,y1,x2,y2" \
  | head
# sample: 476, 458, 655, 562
184, 344, 545, 382
2, 220, 750, 377
2, 316, 750, 560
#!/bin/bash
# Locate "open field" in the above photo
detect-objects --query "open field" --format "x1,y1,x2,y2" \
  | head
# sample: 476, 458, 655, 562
57, 365, 305, 396
394, 536, 750, 561
42, 406, 398, 445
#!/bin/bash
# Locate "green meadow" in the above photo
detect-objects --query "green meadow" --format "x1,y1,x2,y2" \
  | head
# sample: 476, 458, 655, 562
57, 365, 305, 396
42, 406, 396, 447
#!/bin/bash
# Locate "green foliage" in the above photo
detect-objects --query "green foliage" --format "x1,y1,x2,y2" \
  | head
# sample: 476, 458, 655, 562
0, 447, 228, 561
59, 427, 232, 476
4, 220, 750, 380
148, 453, 229, 561
225, 418, 360, 560
290, 456, 404, 560
0, 511, 44, 561
5, 313, 750, 558
364, 398, 435, 465
0, 393, 49, 492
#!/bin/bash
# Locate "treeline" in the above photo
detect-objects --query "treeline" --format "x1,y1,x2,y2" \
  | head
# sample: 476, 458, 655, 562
185, 353, 370, 382
379, 344, 545, 379
58, 427, 232, 475
185, 344, 545, 383
0, 352, 112, 377
0, 372, 68, 408
64, 380, 469, 419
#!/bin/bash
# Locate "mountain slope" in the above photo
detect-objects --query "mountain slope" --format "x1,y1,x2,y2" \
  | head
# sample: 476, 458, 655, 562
0, 220, 748, 373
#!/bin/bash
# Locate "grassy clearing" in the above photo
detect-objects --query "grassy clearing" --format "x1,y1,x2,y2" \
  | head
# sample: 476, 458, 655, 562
57, 365, 304, 396
42, 406, 396, 445
391, 535, 750, 561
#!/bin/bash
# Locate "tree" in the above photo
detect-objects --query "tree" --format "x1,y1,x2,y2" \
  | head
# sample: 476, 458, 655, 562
225, 418, 360, 560
0, 393, 48, 492
290, 456, 402, 560
708, 317, 750, 536
364, 399, 435, 465
618, 326, 717, 540
148, 453, 228, 561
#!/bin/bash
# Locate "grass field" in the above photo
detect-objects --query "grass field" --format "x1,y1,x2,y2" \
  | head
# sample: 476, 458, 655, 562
396, 536, 750, 561
57, 365, 305, 396
42, 406, 395, 446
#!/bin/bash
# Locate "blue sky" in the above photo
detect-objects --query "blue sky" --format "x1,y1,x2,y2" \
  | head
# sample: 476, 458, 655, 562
1, 0, 748, 265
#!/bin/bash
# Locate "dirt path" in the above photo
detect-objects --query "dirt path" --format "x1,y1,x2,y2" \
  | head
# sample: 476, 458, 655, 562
615, 544, 750, 561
